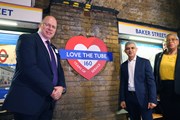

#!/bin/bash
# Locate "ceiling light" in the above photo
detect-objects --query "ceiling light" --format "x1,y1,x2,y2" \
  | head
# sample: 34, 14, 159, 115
0, 30, 26, 35
0, 20, 18, 26
128, 36, 163, 44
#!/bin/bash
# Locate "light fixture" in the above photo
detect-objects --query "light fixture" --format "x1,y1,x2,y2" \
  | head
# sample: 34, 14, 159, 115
128, 36, 163, 44
0, 20, 18, 26
0, 30, 26, 35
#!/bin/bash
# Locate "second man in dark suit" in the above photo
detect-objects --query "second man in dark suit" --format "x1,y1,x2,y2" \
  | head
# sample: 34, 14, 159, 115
119, 41, 157, 120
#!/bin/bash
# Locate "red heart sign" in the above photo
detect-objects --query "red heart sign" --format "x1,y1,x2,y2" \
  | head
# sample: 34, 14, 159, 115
65, 36, 107, 80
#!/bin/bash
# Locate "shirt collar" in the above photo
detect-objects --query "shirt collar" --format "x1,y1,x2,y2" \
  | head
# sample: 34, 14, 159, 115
128, 56, 137, 62
38, 32, 50, 43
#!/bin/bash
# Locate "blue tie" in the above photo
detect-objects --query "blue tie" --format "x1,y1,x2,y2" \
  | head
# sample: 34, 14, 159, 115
46, 41, 58, 86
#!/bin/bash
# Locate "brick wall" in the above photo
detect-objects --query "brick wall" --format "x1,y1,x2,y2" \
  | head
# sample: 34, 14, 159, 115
33, 1, 180, 120
50, 3, 121, 120
67, 0, 180, 29
35, 0, 180, 29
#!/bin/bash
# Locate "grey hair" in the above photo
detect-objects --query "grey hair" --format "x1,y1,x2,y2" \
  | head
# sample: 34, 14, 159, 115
166, 33, 179, 40
125, 41, 137, 48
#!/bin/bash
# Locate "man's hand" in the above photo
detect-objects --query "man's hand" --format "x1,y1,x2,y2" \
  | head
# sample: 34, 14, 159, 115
51, 86, 64, 100
148, 102, 157, 109
120, 101, 126, 109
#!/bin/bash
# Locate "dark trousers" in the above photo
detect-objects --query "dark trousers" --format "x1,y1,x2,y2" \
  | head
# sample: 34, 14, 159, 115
126, 91, 153, 120
160, 80, 180, 120
13, 98, 54, 120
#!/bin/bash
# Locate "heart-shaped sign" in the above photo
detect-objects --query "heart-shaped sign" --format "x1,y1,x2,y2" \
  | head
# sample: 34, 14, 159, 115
65, 36, 107, 80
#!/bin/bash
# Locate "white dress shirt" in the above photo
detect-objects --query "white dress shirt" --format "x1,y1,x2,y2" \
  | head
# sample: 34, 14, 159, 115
128, 56, 137, 91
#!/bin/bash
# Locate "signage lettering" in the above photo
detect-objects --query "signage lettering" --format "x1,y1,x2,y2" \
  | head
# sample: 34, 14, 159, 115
66, 52, 82, 58
152, 32, 166, 38
83, 53, 93, 58
60, 36, 113, 80
119, 22, 176, 40
0, 2, 42, 23
136, 29, 151, 36
136, 28, 167, 38
61, 49, 112, 61
0, 8, 13, 16
91, 63, 100, 73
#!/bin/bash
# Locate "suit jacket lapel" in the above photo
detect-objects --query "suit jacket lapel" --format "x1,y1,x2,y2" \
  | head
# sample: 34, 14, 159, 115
134, 56, 140, 81
124, 61, 129, 82
34, 33, 52, 68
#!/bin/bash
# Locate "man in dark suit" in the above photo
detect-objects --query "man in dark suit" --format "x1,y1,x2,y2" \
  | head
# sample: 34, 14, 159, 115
119, 41, 157, 120
2, 16, 66, 120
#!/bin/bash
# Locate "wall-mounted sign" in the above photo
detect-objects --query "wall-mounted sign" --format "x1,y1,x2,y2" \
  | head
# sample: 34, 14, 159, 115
0, 31, 18, 101
118, 21, 176, 39
0, 0, 32, 7
0, 2, 42, 23
0, 88, 9, 101
60, 36, 113, 80
0, 49, 8, 63
0, 32, 18, 66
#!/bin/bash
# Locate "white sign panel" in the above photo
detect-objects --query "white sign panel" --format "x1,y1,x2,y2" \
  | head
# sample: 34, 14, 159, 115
120, 40, 163, 68
0, 2, 42, 23
0, 0, 32, 7
118, 21, 176, 39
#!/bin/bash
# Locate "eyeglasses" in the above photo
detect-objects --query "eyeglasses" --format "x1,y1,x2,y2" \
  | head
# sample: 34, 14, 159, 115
166, 38, 177, 43
43, 22, 57, 30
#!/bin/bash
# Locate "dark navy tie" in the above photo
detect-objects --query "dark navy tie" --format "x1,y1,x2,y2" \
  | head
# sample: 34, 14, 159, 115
46, 41, 58, 86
